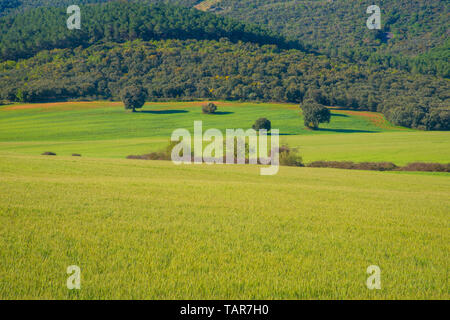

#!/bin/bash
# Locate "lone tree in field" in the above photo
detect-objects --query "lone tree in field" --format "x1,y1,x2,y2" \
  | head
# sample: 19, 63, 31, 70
252, 118, 271, 132
202, 102, 218, 114
301, 101, 331, 129
121, 85, 147, 112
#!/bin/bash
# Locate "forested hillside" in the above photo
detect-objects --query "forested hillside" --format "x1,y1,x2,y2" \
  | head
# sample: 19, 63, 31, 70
0, 2, 299, 61
2, 0, 447, 76
1, 38, 448, 130
0, 0, 199, 16
215, 0, 449, 77
0, 1, 448, 130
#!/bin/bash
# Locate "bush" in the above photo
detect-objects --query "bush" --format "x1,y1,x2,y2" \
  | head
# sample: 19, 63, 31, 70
127, 141, 187, 161
356, 162, 398, 171
306, 161, 450, 172
279, 145, 303, 167
252, 118, 271, 131
41, 152, 56, 156
72, 153, 81, 157
127, 152, 168, 160
301, 101, 331, 129
121, 85, 147, 112
202, 102, 217, 114
307, 161, 397, 171
400, 163, 450, 172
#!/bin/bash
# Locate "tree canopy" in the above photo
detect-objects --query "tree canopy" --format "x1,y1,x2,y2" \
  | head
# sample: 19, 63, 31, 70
0, 2, 300, 61
301, 101, 331, 130
121, 85, 147, 112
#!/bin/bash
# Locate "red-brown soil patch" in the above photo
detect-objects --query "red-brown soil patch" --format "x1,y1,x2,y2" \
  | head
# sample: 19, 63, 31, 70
4, 101, 123, 111
334, 110, 404, 130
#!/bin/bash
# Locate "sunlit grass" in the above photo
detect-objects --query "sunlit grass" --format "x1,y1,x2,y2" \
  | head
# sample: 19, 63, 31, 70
0, 101, 448, 299
2, 100, 448, 165
0, 101, 399, 143
0, 154, 448, 299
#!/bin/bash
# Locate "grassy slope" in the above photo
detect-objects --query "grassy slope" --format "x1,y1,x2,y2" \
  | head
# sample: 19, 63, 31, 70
0, 154, 448, 299
2, 101, 449, 165
0, 101, 448, 299
0, 101, 392, 142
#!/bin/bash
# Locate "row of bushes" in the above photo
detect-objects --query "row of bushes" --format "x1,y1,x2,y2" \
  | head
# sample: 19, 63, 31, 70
307, 161, 397, 171
126, 146, 450, 172
127, 143, 303, 167
307, 161, 450, 172
42, 148, 448, 173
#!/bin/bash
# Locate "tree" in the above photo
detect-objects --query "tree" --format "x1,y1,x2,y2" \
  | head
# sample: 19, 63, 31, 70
252, 118, 271, 131
121, 85, 147, 112
426, 108, 449, 131
202, 102, 217, 114
301, 101, 331, 129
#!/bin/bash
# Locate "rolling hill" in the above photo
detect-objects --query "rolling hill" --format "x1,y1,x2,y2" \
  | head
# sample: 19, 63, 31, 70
1, 0, 449, 302
1, 100, 449, 164
0, 2, 448, 130
212, 0, 450, 77
2, 0, 448, 72
0, 1, 448, 130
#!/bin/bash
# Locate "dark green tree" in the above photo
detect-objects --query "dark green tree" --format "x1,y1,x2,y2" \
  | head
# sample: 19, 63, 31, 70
202, 102, 217, 114
252, 118, 271, 131
301, 101, 331, 129
121, 85, 147, 112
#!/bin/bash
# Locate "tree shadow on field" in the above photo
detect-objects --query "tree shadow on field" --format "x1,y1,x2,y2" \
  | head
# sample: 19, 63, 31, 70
316, 128, 376, 133
140, 110, 189, 114
268, 132, 294, 136
213, 111, 234, 115
331, 113, 350, 117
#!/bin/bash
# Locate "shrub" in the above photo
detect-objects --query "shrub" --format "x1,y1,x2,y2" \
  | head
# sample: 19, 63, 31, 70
307, 161, 450, 172
252, 118, 271, 131
356, 162, 398, 171
121, 85, 147, 112
128, 141, 188, 161
72, 153, 81, 157
127, 152, 167, 160
400, 163, 450, 172
279, 145, 303, 167
307, 161, 397, 171
202, 102, 217, 114
308, 161, 355, 169
41, 152, 56, 156
301, 101, 331, 129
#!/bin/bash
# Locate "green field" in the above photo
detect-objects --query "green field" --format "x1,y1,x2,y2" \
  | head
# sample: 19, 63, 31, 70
0, 101, 449, 299
0, 154, 448, 299
1, 101, 449, 165
0, 101, 398, 142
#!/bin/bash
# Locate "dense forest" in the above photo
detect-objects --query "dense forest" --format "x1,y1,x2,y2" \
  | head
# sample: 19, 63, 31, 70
216, 0, 450, 77
0, 1, 448, 130
0, 2, 301, 61
1, 0, 447, 76
1, 37, 448, 130
0, 0, 200, 17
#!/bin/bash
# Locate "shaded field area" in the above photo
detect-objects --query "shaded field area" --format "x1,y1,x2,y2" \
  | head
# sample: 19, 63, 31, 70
0, 154, 448, 299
